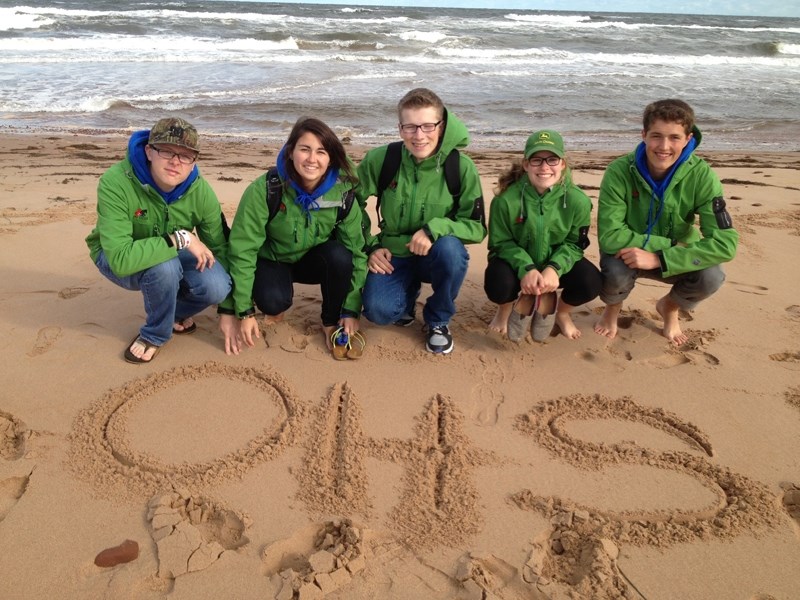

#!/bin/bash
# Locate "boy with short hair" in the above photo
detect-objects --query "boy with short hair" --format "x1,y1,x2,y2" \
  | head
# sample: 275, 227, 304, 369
594, 99, 738, 345
86, 117, 232, 363
356, 88, 486, 354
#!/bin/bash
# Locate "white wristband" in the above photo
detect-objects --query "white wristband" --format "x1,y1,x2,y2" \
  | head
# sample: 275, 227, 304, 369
176, 230, 192, 250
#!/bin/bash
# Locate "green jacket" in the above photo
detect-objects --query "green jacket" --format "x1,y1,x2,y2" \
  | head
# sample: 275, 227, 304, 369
355, 109, 487, 257
85, 158, 228, 277
597, 129, 738, 278
221, 173, 367, 317
488, 170, 592, 280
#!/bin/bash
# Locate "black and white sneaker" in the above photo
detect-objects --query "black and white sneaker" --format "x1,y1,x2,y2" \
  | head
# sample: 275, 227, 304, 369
425, 325, 453, 354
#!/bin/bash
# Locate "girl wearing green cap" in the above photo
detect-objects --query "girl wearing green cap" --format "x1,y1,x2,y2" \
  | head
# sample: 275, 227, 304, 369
484, 130, 601, 342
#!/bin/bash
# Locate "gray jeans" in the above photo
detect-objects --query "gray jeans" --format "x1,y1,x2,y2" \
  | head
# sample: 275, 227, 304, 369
599, 253, 725, 311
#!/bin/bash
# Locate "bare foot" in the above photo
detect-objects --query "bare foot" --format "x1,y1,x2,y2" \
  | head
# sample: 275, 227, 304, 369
555, 309, 581, 340
656, 296, 688, 346
173, 317, 194, 333
594, 303, 621, 339
489, 303, 513, 334
127, 337, 158, 362
264, 312, 285, 326
323, 325, 337, 351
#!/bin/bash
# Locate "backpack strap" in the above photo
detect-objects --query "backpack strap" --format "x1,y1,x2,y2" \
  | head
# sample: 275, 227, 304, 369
265, 167, 283, 223
336, 189, 356, 225
375, 141, 403, 220
375, 141, 462, 220
267, 166, 354, 226
442, 148, 461, 218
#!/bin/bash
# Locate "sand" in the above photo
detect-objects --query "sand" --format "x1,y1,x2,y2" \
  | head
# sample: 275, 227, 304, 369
0, 131, 799, 599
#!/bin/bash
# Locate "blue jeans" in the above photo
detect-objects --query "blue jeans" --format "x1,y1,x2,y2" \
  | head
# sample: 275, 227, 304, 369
95, 249, 231, 346
599, 253, 725, 311
363, 236, 469, 328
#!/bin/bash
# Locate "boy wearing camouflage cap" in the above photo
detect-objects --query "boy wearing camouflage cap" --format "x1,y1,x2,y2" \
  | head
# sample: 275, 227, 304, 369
85, 117, 232, 363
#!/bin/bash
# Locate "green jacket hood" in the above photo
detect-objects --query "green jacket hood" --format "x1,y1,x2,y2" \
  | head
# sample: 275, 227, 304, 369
437, 108, 470, 157
690, 125, 702, 149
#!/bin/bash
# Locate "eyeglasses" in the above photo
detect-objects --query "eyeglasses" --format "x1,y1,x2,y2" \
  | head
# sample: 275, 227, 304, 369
528, 156, 562, 167
399, 120, 442, 135
150, 145, 197, 165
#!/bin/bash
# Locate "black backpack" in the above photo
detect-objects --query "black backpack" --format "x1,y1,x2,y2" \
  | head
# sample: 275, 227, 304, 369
375, 141, 462, 220
265, 167, 355, 225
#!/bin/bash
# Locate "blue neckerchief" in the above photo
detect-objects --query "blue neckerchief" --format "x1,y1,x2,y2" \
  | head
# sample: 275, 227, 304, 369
635, 136, 696, 248
276, 146, 339, 219
128, 130, 199, 205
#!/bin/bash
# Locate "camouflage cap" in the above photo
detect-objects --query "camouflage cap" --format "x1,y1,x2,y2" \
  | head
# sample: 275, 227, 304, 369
148, 117, 200, 152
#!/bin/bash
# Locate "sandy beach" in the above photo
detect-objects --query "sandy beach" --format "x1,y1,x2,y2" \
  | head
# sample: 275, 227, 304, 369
0, 131, 799, 600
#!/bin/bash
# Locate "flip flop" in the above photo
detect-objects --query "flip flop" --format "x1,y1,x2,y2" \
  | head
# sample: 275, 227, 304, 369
172, 319, 197, 335
346, 331, 366, 359
124, 335, 161, 364
330, 327, 350, 361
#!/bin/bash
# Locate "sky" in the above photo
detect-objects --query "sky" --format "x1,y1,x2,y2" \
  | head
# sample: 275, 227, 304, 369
237, 0, 798, 18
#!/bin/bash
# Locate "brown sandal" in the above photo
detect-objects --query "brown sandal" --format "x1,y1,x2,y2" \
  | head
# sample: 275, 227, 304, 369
124, 335, 161, 364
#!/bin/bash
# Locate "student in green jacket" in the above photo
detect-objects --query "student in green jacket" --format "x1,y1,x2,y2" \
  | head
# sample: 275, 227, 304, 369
485, 130, 601, 342
355, 88, 486, 355
219, 117, 367, 360
594, 99, 738, 346
85, 117, 232, 364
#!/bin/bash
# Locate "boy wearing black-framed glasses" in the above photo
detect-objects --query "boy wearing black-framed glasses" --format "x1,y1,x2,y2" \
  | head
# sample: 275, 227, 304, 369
85, 117, 232, 363
355, 88, 487, 355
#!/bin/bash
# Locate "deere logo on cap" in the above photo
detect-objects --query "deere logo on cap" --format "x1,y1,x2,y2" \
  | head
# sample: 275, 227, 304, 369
537, 132, 553, 144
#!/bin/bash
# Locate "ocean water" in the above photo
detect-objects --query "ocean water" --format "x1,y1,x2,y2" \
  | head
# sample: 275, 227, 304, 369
2, 0, 799, 151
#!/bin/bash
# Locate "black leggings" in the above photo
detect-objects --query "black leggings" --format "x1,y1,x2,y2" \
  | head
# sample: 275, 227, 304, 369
252, 240, 353, 326
483, 256, 601, 307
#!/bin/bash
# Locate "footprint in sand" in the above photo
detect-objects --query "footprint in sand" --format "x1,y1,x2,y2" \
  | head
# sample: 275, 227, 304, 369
785, 305, 800, 322
642, 352, 692, 369
280, 334, 311, 354
471, 383, 505, 426
0, 410, 27, 459
729, 280, 769, 295
147, 489, 250, 580
785, 387, 800, 411
27, 326, 62, 357
0, 474, 30, 522
469, 355, 507, 426
769, 351, 800, 371
58, 286, 89, 300
781, 483, 800, 529
575, 349, 626, 373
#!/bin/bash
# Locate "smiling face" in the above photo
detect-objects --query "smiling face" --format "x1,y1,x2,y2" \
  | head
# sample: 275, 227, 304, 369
290, 131, 331, 191
524, 151, 565, 194
144, 143, 197, 193
642, 119, 693, 180
398, 106, 443, 162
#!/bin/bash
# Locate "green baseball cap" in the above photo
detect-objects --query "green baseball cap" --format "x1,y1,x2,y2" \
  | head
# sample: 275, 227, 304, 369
148, 117, 200, 152
524, 130, 565, 159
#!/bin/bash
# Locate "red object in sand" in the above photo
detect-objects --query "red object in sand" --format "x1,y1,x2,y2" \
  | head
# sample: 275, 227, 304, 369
94, 539, 139, 567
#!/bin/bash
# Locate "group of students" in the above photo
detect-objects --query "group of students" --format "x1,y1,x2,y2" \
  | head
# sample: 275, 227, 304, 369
85, 89, 738, 364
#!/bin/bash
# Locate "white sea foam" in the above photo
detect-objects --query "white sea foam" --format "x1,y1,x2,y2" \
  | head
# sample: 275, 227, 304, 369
2, 1, 797, 151
0, 8, 54, 30
779, 43, 800, 56
397, 30, 449, 44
